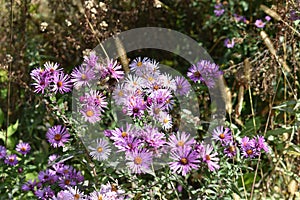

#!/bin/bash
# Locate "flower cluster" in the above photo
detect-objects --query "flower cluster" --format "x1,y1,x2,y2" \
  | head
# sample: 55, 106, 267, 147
214, 3, 225, 17
22, 154, 85, 199
187, 60, 223, 88
0, 142, 31, 167
52, 182, 126, 200
211, 126, 269, 159
240, 135, 269, 158
254, 16, 272, 28
72, 53, 122, 124
113, 57, 190, 129
30, 62, 72, 94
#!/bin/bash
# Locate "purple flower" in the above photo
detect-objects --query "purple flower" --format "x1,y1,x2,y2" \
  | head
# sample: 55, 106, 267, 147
233, 14, 247, 23
88, 138, 111, 161
46, 125, 70, 148
106, 59, 124, 81
212, 126, 232, 146
240, 136, 257, 158
255, 135, 269, 153
126, 96, 146, 118
85, 90, 108, 112
35, 186, 55, 199
200, 144, 220, 171
254, 19, 265, 28
16, 142, 31, 155
126, 149, 153, 174
71, 65, 96, 89
214, 3, 225, 17
265, 15, 271, 21
22, 179, 37, 191
80, 105, 101, 123
44, 62, 63, 76
174, 76, 191, 95
38, 169, 53, 183
224, 143, 237, 158
51, 72, 72, 94
0, 145, 7, 159
224, 38, 235, 48
167, 132, 195, 150
84, 52, 99, 68
187, 60, 223, 88
4, 154, 18, 166
138, 126, 166, 149
31, 73, 50, 94
290, 10, 300, 21
169, 146, 200, 176
48, 154, 59, 164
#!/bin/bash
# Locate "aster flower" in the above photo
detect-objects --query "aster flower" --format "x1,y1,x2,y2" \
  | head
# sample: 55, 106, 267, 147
126, 149, 153, 174
138, 126, 166, 149
38, 169, 53, 183
80, 105, 101, 123
83, 52, 98, 68
265, 15, 271, 21
67, 186, 87, 200
46, 125, 70, 148
16, 142, 31, 155
254, 19, 265, 28
0, 145, 7, 159
48, 154, 59, 164
224, 38, 235, 48
22, 179, 37, 191
148, 103, 165, 120
255, 135, 269, 153
129, 57, 150, 75
201, 144, 220, 171
124, 74, 143, 92
53, 190, 73, 200
44, 62, 62, 76
233, 14, 247, 23
4, 154, 18, 166
240, 136, 256, 158
106, 59, 124, 81
126, 96, 146, 118
169, 146, 200, 176
159, 73, 176, 91
214, 3, 225, 17
174, 76, 191, 95
35, 186, 55, 199
85, 90, 108, 112
159, 112, 172, 130
212, 126, 232, 146
167, 132, 195, 150
88, 138, 111, 161
112, 83, 127, 105
224, 143, 237, 158
71, 65, 95, 89
31, 75, 50, 94
187, 60, 222, 88
290, 10, 300, 21
51, 72, 72, 94
58, 175, 77, 189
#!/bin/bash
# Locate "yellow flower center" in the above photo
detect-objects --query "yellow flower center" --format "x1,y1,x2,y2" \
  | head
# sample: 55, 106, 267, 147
121, 132, 127, 138
137, 61, 143, 67
193, 71, 201, 78
163, 118, 169, 124
97, 147, 103, 153
54, 134, 61, 141
219, 133, 225, 139
229, 146, 235, 153
205, 155, 211, 160
134, 156, 142, 165
86, 110, 94, 117
118, 91, 123, 97
65, 179, 70, 185
21, 147, 26, 152
98, 194, 103, 200
57, 81, 63, 87
153, 85, 159, 90
180, 157, 188, 165
246, 149, 253, 155
81, 74, 87, 80
154, 108, 160, 115
74, 194, 80, 199
177, 140, 184, 147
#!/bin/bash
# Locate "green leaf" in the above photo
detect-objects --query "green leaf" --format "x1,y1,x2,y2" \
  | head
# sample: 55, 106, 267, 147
0, 108, 4, 126
266, 127, 292, 136
7, 120, 19, 137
